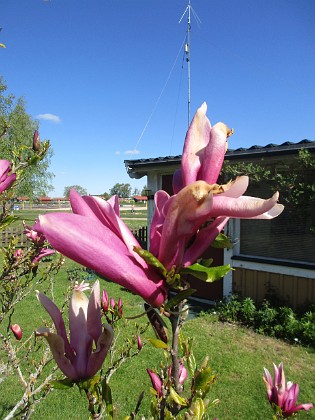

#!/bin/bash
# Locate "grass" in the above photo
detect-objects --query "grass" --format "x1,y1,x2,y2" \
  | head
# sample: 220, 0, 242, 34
1, 258, 315, 419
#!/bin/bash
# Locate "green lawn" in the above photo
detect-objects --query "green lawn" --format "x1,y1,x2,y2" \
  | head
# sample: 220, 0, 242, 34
1, 257, 314, 419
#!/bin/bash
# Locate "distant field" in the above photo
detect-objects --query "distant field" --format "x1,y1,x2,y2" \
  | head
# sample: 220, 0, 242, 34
11, 207, 147, 231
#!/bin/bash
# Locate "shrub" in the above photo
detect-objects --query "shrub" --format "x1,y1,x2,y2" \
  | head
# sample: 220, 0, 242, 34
212, 295, 315, 348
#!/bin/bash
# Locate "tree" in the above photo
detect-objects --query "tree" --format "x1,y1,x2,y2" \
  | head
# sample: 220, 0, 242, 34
64, 185, 88, 198
0, 77, 54, 198
109, 183, 131, 198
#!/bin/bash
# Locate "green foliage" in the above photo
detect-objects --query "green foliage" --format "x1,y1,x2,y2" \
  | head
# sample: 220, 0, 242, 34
63, 184, 88, 197
222, 149, 315, 218
212, 295, 315, 347
0, 77, 54, 198
109, 182, 132, 198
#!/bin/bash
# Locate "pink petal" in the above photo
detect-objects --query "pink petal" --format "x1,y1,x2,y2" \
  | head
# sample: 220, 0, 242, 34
172, 169, 183, 194
199, 122, 231, 184
220, 176, 249, 198
210, 192, 283, 219
35, 328, 78, 380
36, 291, 74, 361
0, 159, 11, 180
37, 213, 167, 307
182, 102, 211, 186
71, 190, 145, 268
87, 280, 102, 345
86, 324, 114, 378
0, 173, 16, 193
183, 216, 229, 267
150, 190, 169, 256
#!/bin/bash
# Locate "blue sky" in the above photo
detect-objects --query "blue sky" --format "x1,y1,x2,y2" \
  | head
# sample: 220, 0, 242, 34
1, 0, 314, 197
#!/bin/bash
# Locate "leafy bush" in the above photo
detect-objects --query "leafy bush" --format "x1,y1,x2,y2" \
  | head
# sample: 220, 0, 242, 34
212, 295, 315, 347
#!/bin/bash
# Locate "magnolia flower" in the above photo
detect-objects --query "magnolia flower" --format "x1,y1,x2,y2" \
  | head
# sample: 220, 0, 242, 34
263, 362, 313, 417
150, 103, 284, 271
33, 190, 167, 307
0, 159, 16, 194
10, 324, 23, 340
36, 280, 113, 381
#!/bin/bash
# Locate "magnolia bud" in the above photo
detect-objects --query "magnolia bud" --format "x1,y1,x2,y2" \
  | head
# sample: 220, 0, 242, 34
10, 324, 22, 340
117, 298, 123, 316
33, 130, 41, 152
137, 335, 143, 351
102, 290, 109, 312
110, 297, 116, 310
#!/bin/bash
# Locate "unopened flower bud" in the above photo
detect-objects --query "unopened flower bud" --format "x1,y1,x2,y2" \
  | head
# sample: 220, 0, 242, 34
102, 290, 109, 312
147, 368, 162, 397
118, 298, 123, 316
137, 335, 143, 351
33, 130, 41, 152
10, 324, 22, 340
110, 297, 115, 310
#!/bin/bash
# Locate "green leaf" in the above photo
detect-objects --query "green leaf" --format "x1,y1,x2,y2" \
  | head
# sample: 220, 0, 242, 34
164, 288, 197, 310
188, 398, 205, 420
187, 353, 196, 376
180, 263, 231, 282
211, 233, 233, 249
169, 386, 188, 406
0, 43, 6, 48
133, 247, 167, 276
0, 215, 18, 230
194, 367, 215, 392
50, 378, 74, 389
147, 338, 168, 349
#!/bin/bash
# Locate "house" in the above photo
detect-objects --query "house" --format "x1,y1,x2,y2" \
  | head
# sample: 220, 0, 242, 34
125, 139, 315, 308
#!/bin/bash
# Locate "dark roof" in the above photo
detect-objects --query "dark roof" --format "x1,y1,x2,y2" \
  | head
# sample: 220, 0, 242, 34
125, 139, 315, 178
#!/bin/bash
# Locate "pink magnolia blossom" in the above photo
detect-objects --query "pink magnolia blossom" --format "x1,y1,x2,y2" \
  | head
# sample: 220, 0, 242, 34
33, 190, 167, 307
0, 160, 16, 194
36, 280, 113, 381
263, 362, 313, 417
150, 103, 284, 271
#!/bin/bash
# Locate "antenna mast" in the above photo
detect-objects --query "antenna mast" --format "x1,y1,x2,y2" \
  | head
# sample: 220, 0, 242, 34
179, 1, 200, 127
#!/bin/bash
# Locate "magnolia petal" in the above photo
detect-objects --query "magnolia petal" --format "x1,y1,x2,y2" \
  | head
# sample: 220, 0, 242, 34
87, 280, 102, 345
150, 190, 170, 256
72, 191, 145, 268
199, 122, 232, 184
172, 169, 184, 194
37, 213, 167, 307
69, 287, 89, 358
36, 291, 74, 361
210, 192, 282, 219
292, 403, 314, 413
220, 176, 249, 198
182, 102, 211, 186
107, 194, 120, 216
35, 328, 78, 380
182, 216, 229, 267
0, 173, 16, 193
86, 324, 114, 378
0, 159, 11, 179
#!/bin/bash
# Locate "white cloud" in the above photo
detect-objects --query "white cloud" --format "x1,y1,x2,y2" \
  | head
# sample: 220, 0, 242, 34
36, 113, 61, 123
115, 150, 121, 155
124, 149, 140, 155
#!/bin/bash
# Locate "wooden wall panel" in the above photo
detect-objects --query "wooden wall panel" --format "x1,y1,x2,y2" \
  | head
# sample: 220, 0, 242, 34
232, 268, 315, 308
